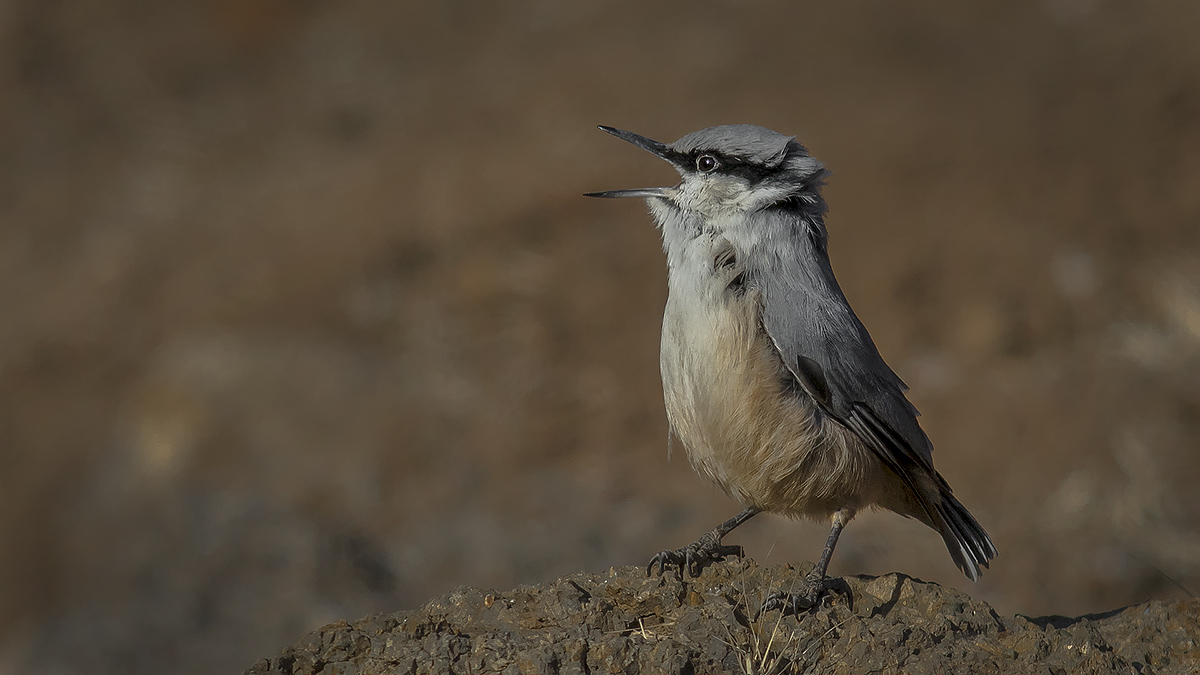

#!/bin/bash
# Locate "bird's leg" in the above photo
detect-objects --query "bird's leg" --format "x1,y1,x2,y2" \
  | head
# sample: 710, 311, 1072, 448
759, 508, 854, 616
648, 506, 759, 578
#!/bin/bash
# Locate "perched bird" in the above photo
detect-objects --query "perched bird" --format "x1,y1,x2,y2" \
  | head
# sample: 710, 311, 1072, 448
586, 124, 996, 611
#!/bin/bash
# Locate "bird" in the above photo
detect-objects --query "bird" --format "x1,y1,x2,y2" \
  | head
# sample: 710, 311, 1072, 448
585, 124, 997, 612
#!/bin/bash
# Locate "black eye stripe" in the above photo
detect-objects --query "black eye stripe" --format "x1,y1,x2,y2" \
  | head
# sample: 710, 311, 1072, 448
678, 150, 772, 183
662, 148, 787, 185
713, 158, 773, 184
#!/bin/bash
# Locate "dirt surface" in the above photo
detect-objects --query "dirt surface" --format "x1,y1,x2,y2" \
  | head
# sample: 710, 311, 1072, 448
2, 1, 1200, 673
247, 561, 1200, 675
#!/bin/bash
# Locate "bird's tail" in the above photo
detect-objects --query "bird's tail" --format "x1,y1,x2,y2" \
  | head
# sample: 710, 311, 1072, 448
930, 489, 997, 582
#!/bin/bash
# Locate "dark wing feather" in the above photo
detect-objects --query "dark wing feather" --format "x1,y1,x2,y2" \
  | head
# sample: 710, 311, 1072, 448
751, 209, 997, 580
752, 211, 936, 478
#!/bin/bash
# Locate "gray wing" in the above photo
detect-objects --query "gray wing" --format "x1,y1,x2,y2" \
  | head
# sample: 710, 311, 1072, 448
749, 209, 998, 578
751, 211, 941, 504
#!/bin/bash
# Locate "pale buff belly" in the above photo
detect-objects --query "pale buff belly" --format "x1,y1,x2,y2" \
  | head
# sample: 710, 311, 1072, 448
659, 287, 886, 520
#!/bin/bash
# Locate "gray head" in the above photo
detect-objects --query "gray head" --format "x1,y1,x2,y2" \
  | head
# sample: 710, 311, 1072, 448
585, 124, 829, 220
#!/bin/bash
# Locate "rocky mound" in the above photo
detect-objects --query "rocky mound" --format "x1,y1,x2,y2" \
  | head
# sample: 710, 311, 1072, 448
247, 561, 1199, 674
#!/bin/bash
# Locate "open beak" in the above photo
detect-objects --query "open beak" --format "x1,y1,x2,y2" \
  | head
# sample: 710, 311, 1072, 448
584, 187, 671, 199
584, 125, 676, 199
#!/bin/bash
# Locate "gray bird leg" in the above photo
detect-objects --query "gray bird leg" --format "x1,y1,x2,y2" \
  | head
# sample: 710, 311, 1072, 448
648, 506, 759, 578
759, 508, 854, 615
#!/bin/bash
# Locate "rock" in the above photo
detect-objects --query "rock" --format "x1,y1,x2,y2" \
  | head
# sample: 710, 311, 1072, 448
246, 561, 1199, 675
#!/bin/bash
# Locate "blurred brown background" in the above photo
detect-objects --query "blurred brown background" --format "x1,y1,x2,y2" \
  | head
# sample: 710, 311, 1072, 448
2, 0, 1199, 672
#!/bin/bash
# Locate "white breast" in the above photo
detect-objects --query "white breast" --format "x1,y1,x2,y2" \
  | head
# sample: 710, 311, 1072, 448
657, 227, 881, 518
658, 231, 772, 498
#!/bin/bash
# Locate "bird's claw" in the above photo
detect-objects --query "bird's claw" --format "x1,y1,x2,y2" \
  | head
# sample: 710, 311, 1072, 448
755, 574, 846, 619
647, 533, 744, 578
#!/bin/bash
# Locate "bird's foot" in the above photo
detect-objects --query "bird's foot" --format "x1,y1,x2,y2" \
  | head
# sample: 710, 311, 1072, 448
756, 572, 848, 618
647, 532, 744, 579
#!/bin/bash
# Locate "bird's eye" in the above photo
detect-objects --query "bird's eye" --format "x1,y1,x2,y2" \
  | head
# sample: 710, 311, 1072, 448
696, 155, 718, 173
